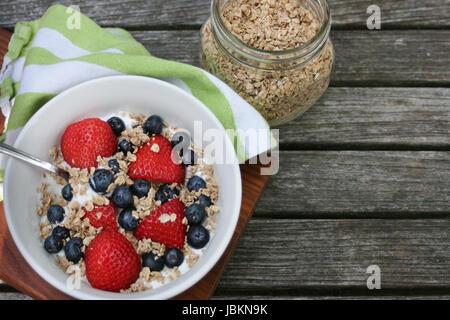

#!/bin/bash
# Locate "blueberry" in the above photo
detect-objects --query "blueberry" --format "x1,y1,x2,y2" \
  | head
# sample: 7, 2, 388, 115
164, 248, 184, 268
197, 195, 212, 207
184, 203, 206, 225
107, 117, 126, 136
89, 169, 114, 194
130, 179, 151, 198
108, 159, 120, 174
111, 186, 134, 208
44, 235, 63, 254
52, 226, 70, 239
186, 176, 207, 192
118, 208, 140, 231
61, 184, 73, 201
47, 205, 65, 224
142, 252, 165, 272
181, 149, 197, 166
187, 225, 210, 249
118, 140, 134, 154
143, 115, 163, 135
155, 184, 179, 204
64, 237, 84, 263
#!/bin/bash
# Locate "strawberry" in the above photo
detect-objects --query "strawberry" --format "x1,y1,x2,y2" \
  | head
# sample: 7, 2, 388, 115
83, 202, 117, 230
61, 118, 117, 169
128, 135, 185, 184
85, 229, 140, 292
134, 199, 186, 249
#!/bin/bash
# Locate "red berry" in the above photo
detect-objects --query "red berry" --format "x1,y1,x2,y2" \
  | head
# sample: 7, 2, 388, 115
61, 118, 117, 169
83, 202, 117, 230
128, 136, 185, 184
85, 230, 140, 292
134, 199, 186, 249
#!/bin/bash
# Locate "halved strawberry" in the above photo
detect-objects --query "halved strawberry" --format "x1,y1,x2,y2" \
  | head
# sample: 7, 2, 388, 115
128, 135, 185, 184
133, 199, 186, 249
61, 118, 117, 169
83, 202, 117, 230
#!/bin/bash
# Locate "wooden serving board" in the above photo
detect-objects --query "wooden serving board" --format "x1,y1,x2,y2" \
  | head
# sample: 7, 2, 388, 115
0, 28, 270, 299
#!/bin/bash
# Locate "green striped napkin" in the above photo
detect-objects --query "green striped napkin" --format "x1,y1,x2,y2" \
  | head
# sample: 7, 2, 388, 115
0, 4, 276, 178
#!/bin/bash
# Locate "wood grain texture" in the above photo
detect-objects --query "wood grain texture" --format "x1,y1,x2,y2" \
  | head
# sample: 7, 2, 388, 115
216, 219, 450, 291
3, 218, 450, 298
255, 151, 450, 217
1, 24, 448, 86
0, 0, 449, 29
276, 87, 450, 149
0, 163, 269, 300
130, 30, 450, 86
0, 292, 32, 300
3, 292, 450, 300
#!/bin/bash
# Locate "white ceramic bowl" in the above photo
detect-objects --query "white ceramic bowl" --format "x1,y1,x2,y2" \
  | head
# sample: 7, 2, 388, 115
3, 76, 242, 300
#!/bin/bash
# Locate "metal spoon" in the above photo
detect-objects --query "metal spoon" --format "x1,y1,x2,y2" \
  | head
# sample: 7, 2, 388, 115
0, 142, 69, 182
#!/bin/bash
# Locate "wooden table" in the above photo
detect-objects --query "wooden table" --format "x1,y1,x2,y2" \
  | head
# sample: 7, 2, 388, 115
0, 0, 449, 300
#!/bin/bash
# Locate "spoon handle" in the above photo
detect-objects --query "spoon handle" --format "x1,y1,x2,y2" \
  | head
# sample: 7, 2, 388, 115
0, 142, 63, 178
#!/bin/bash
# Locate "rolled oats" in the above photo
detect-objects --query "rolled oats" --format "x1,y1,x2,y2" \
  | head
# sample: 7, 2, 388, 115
200, 0, 334, 124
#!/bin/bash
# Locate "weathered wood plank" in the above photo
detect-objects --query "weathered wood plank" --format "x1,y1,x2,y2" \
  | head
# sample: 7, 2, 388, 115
255, 151, 450, 216
331, 0, 450, 29
130, 30, 450, 86
277, 88, 450, 149
213, 294, 450, 300
0, 0, 449, 29
0, 292, 31, 300
330, 30, 450, 86
216, 219, 450, 291
2, 220, 449, 297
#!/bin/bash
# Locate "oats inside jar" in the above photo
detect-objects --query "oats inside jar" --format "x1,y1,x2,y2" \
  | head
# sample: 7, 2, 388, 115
200, 0, 334, 125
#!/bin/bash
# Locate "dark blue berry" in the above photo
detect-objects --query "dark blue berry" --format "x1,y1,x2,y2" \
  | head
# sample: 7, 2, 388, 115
44, 235, 63, 253
143, 115, 163, 135
107, 117, 126, 136
118, 208, 140, 231
61, 184, 73, 201
130, 179, 151, 198
64, 237, 84, 263
186, 176, 207, 192
187, 225, 210, 249
47, 205, 65, 224
52, 226, 70, 239
197, 195, 212, 207
184, 203, 206, 225
181, 149, 197, 166
108, 159, 120, 174
142, 252, 165, 272
164, 248, 184, 268
111, 186, 134, 208
89, 169, 114, 194
118, 140, 134, 154
155, 184, 179, 204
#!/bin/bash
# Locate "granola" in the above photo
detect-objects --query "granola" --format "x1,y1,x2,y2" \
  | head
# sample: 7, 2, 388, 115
37, 112, 220, 293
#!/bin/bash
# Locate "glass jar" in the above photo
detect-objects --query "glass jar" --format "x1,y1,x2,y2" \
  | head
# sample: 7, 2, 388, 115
200, 0, 334, 126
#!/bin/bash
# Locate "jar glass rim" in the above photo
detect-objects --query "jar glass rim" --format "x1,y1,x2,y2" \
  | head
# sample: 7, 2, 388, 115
210, 0, 331, 60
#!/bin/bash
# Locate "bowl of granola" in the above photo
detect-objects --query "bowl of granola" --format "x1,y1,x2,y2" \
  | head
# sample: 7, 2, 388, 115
3, 75, 242, 299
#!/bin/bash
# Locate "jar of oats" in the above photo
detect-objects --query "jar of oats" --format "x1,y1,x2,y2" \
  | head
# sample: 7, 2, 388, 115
200, 0, 334, 126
